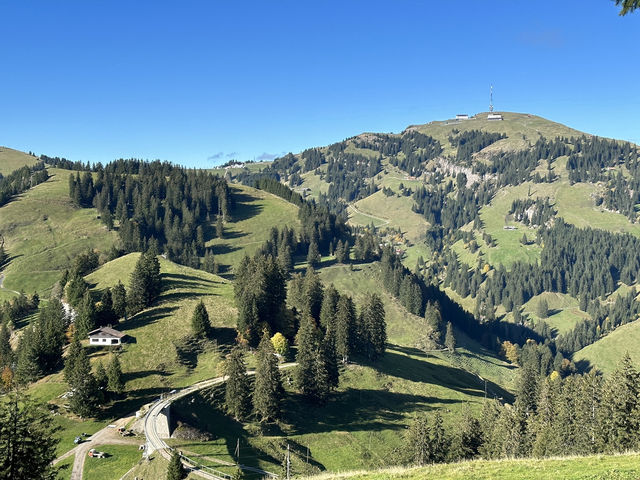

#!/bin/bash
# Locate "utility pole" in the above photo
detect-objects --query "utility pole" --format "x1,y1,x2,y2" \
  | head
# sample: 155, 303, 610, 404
286, 444, 290, 480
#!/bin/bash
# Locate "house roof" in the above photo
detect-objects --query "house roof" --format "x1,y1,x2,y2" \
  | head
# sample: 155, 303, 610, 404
88, 326, 125, 339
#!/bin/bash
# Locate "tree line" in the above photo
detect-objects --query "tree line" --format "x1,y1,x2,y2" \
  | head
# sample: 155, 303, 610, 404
0, 162, 49, 207
403, 353, 640, 465
65, 158, 232, 268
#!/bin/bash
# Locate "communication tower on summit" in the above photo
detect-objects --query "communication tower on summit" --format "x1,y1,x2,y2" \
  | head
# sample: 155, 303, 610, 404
487, 84, 503, 121
489, 85, 494, 113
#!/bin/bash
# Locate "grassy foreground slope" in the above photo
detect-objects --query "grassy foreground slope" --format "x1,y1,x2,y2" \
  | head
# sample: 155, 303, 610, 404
0, 145, 38, 175
303, 453, 640, 480
0, 167, 118, 296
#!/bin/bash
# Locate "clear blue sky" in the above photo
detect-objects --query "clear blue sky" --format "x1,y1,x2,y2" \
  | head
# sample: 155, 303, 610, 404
1, 1, 638, 167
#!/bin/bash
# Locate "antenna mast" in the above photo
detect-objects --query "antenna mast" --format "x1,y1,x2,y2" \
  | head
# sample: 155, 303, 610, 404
489, 85, 494, 113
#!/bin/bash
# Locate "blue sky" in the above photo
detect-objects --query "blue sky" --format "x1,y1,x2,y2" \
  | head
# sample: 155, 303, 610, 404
1, 1, 638, 167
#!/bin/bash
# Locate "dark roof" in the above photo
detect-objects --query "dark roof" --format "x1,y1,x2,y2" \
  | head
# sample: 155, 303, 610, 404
88, 326, 125, 339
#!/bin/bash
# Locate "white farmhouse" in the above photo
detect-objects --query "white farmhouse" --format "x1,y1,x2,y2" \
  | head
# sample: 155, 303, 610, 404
88, 326, 125, 346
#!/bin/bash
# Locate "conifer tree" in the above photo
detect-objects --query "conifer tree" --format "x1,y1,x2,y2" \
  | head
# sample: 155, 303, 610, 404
107, 355, 124, 394
0, 323, 12, 368
537, 298, 549, 319
127, 250, 162, 315
111, 281, 127, 320
167, 450, 186, 480
424, 301, 443, 344
444, 321, 456, 353
322, 326, 340, 390
0, 391, 60, 480
335, 295, 356, 363
253, 330, 284, 421
319, 284, 340, 331
67, 344, 99, 417
361, 293, 386, 360
75, 290, 96, 338
95, 361, 108, 400
191, 300, 210, 338
306, 238, 320, 267
599, 352, 640, 451
224, 347, 251, 421
302, 267, 324, 320
295, 315, 322, 399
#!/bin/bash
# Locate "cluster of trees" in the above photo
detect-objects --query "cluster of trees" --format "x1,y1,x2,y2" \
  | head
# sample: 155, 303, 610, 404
405, 354, 640, 466
1, 249, 161, 392
445, 220, 640, 353
566, 135, 637, 183
412, 174, 494, 234
448, 129, 506, 165
508, 197, 556, 227
353, 131, 443, 176
64, 337, 124, 417
67, 159, 232, 268
476, 137, 569, 187
0, 292, 39, 328
0, 162, 49, 207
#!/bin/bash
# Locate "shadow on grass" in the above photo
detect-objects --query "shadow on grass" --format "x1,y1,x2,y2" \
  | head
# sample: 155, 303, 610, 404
378, 349, 512, 399
171, 385, 285, 473
103, 386, 168, 419
282, 387, 454, 436
120, 306, 178, 332
163, 273, 219, 285
230, 190, 264, 222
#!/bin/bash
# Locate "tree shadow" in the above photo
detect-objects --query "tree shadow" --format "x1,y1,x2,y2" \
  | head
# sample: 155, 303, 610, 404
163, 273, 218, 285
211, 243, 241, 257
171, 385, 285, 474
370, 349, 510, 400
230, 191, 263, 222
282, 387, 454, 436
120, 306, 179, 332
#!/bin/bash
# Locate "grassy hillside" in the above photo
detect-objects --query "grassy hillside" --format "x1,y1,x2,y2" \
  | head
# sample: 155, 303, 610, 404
165, 261, 516, 476
302, 453, 640, 480
0, 146, 38, 175
573, 319, 640, 374
207, 183, 300, 274
85, 254, 236, 398
0, 167, 118, 297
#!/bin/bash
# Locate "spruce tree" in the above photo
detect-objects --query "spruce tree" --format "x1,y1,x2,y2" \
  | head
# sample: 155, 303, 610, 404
335, 295, 356, 363
599, 352, 640, 451
537, 298, 549, 319
319, 284, 340, 331
0, 391, 60, 480
111, 281, 127, 320
191, 300, 210, 338
75, 290, 96, 338
95, 361, 108, 401
224, 347, 251, 421
127, 250, 161, 315
107, 355, 124, 395
306, 238, 320, 267
253, 330, 284, 422
0, 323, 12, 368
167, 450, 186, 480
67, 344, 99, 417
361, 293, 386, 360
295, 315, 321, 398
322, 326, 340, 390
444, 321, 456, 353
302, 267, 324, 320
